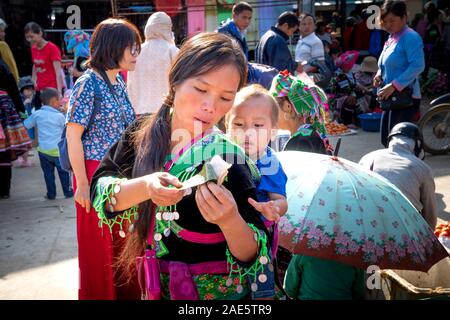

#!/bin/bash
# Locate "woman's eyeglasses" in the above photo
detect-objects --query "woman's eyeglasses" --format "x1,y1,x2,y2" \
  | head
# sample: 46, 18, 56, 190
129, 44, 140, 57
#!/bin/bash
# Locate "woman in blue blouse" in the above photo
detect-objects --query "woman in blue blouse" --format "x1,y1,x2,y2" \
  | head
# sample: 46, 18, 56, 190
66, 18, 141, 300
375, 0, 425, 147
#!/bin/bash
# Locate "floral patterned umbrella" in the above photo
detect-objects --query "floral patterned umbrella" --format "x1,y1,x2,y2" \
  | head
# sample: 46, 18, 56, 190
276, 151, 449, 272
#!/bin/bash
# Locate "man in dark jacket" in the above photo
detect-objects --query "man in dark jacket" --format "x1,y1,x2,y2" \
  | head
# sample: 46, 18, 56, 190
247, 62, 278, 89
255, 11, 300, 74
217, 2, 252, 59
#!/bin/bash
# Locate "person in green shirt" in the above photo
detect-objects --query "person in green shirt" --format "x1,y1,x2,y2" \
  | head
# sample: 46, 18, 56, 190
284, 254, 365, 300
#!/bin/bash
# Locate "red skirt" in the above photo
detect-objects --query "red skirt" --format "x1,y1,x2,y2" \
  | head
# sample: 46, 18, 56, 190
75, 159, 140, 300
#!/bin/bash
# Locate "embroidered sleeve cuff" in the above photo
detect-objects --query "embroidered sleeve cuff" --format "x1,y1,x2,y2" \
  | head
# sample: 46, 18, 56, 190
226, 223, 271, 290
93, 176, 138, 234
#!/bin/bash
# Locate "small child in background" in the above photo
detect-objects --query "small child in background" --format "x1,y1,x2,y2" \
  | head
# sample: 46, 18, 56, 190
23, 87, 73, 200
19, 76, 35, 119
17, 76, 36, 166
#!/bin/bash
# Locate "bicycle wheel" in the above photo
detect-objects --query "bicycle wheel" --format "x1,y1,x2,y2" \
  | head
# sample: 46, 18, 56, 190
419, 104, 450, 155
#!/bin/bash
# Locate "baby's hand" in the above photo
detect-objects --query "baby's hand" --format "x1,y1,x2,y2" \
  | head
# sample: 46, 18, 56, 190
248, 198, 281, 222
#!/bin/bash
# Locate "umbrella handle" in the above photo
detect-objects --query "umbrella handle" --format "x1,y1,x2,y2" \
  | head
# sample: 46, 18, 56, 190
333, 138, 342, 158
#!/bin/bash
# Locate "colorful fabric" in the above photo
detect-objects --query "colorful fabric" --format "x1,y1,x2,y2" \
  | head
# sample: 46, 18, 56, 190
153, 131, 261, 259
67, 69, 135, 161
64, 30, 90, 59
0, 93, 31, 160
93, 176, 138, 234
335, 51, 359, 72
270, 71, 328, 135
31, 41, 61, 91
156, 223, 272, 300
160, 273, 249, 300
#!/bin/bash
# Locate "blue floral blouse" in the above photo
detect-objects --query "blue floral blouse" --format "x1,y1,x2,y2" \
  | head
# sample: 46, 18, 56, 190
66, 69, 135, 161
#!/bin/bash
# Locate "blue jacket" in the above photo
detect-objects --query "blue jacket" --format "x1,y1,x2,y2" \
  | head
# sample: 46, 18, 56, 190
255, 26, 298, 74
378, 26, 425, 98
247, 62, 278, 89
218, 20, 248, 58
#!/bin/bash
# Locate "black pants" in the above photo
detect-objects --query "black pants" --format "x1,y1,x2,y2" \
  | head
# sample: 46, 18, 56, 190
0, 166, 12, 196
380, 98, 421, 147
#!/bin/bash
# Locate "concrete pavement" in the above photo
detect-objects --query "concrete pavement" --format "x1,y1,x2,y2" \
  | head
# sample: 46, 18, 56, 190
0, 130, 449, 300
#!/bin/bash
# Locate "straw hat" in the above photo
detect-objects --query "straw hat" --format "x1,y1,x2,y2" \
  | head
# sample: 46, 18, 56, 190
360, 56, 378, 73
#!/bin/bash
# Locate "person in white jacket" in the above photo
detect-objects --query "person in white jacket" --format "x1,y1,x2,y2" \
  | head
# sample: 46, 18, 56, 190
127, 12, 179, 115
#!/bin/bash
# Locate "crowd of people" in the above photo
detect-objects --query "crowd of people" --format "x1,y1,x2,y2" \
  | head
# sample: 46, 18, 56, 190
0, 0, 444, 301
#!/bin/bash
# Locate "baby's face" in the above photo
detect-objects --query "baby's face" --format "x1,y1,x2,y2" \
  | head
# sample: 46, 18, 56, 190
228, 96, 275, 159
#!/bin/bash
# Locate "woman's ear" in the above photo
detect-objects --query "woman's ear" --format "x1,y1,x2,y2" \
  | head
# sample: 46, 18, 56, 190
287, 101, 297, 116
282, 101, 298, 121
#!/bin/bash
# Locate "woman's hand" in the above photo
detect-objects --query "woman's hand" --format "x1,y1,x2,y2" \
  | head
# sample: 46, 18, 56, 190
75, 182, 91, 212
195, 182, 240, 227
145, 172, 185, 207
378, 83, 396, 100
373, 75, 383, 88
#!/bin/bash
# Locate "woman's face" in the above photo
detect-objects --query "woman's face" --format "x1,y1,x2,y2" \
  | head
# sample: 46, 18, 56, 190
381, 13, 407, 34
0, 27, 5, 41
171, 65, 241, 139
118, 44, 139, 71
25, 31, 43, 46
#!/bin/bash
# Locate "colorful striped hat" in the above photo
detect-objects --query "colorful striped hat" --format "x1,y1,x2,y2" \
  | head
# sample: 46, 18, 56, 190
270, 70, 328, 135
